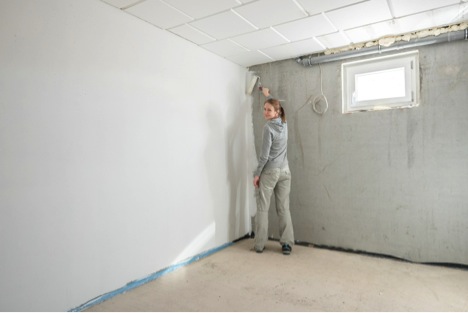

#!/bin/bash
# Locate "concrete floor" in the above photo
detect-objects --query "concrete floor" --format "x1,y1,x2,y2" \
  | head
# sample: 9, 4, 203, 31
86, 238, 468, 311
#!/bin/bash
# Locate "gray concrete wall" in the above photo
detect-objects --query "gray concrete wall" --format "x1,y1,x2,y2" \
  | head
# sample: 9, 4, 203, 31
250, 40, 468, 265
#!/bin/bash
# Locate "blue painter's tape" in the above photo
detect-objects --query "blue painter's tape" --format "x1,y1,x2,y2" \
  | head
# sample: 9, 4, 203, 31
70, 241, 234, 312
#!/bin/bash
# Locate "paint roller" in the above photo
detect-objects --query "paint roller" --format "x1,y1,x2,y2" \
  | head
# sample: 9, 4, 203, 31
247, 75, 262, 95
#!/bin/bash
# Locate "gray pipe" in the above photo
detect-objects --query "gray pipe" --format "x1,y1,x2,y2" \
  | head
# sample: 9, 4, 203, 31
296, 29, 467, 66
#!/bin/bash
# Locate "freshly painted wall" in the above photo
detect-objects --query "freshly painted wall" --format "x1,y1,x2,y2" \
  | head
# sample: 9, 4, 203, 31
250, 40, 468, 266
0, 0, 255, 311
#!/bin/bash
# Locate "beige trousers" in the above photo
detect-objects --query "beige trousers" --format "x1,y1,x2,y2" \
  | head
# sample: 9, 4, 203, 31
255, 167, 294, 250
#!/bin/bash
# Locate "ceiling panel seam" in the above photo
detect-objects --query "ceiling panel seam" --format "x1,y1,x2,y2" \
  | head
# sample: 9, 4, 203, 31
230, 8, 259, 30
291, 0, 308, 16
228, 39, 251, 52
120, 0, 146, 10
385, 0, 396, 18
270, 27, 292, 43
256, 50, 274, 61
321, 12, 338, 32
181, 23, 216, 41
159, 0, 194, 20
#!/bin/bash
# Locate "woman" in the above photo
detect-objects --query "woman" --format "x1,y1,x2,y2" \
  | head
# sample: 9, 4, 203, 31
253, 87, 294, 255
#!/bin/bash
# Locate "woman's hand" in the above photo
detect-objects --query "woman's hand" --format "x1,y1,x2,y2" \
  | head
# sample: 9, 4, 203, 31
261, 87, 270, 97
253, 176, 260, 188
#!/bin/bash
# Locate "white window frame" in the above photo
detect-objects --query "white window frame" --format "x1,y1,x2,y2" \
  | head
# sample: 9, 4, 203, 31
342, 50, 420, 113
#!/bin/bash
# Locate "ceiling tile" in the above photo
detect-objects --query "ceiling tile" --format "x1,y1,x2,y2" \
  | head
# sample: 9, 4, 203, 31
233, 0, 307, 29
295, 0, 365, 15
168, 24, 215, 45
390, 0, 460, 18
189, 10, 256, 40
447, 3, 468, 24
344, 3, 466, 43
125, 0, 192, 29
274, 14, 336, 42
202, 39, 249, 57
325, 0, 393, 30
316, 32, 350, 49
260, 38, 324, 60
101, 0, 140, 9
395, 3, 468, 33
100, 0, 467, 67
226, 50, 274, 67
163, 0, 240, 19
345, 20, 399, 43
231, 28, 289, 50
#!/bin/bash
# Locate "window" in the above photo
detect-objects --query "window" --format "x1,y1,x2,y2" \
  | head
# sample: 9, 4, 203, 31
342, 50, 420, 113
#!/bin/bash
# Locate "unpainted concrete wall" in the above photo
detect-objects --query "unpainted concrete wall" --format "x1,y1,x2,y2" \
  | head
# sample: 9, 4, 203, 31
250, 40, 468, 265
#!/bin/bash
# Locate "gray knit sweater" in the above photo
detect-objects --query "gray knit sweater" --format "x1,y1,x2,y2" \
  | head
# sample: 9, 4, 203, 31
254, 117, 288, 177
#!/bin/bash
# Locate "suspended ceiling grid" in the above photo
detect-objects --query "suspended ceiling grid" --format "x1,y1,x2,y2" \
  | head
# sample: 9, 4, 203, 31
101, 0, 468, 67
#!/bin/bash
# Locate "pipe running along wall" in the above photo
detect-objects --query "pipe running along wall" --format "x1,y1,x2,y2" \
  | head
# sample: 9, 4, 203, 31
297, 24, 468, 66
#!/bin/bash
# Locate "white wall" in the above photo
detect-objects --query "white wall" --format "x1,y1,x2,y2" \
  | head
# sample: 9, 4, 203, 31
0, 1, 256, 311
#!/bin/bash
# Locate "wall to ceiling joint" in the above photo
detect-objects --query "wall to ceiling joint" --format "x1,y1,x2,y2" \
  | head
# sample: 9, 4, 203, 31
318, 22, 468, 56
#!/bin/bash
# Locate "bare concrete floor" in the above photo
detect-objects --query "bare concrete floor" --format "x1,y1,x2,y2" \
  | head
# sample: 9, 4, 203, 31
86, 238, 468, 311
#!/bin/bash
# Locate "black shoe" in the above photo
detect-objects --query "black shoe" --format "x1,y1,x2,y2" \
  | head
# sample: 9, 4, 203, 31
282, 244, 292, 255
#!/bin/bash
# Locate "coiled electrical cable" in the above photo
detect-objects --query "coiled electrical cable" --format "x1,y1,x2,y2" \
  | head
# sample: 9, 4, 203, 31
312, 64, 329, 115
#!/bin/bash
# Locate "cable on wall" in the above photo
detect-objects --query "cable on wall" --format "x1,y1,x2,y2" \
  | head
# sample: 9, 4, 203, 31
295, 63, 329, 116
292, 63, 328, 169
312, 64, 329, 115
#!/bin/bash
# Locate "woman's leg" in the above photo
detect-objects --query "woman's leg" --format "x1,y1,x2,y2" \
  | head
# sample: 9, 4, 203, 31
274, 167, 294, 247
255, 169, 280, 251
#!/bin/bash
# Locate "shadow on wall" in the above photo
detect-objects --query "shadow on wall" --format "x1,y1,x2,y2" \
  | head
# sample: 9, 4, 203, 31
226, 94, 255, 240
204, 91, 256, 243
